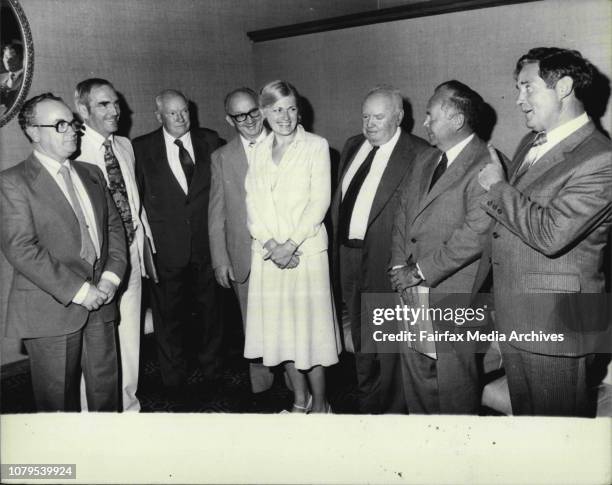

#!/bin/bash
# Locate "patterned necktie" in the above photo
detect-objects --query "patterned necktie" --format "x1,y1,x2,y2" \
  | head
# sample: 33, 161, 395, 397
515, 131, 548, 179
103, 140, 135, 245
174, 139, 194, 189
428, 153, 448, 192
58, 165, 97, 265
339, 145, 379, 243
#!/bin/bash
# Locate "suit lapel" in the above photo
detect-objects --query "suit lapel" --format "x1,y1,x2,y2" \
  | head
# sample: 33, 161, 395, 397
366, 131, 415, 229
153, 129, 186, 196
189, 130, 211, 197
27, 155, 80, 243
228, 136, 248, 183
418, 148, 442, 206
338, 136, 365, 184
72, 162, 105, 249
414, 137, 483, 221
509, 133, 538, 184
513, 122, 596, 189
331, 136, 364, 229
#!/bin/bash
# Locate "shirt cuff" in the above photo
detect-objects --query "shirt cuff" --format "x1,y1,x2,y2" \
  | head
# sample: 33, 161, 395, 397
101, 271, 121, 287
72, 282, 90, 304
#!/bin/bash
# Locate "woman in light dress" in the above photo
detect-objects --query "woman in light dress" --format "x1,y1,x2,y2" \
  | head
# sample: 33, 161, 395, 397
244, 80, 341, 413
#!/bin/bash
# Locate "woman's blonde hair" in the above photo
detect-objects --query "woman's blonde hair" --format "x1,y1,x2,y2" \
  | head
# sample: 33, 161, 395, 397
259, 80, 299, 109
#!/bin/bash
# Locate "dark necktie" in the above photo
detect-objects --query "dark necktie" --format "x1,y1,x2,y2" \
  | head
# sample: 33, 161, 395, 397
103, 140, 135, 246
338, 145, 379, 243
428, 153, 448, 192
174, 139, 194, 189
58, 165, 97, 265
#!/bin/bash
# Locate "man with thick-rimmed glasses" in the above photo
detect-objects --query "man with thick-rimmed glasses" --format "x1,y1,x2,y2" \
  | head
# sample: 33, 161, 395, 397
209, 87, 274, 393
0, 93, 127, 411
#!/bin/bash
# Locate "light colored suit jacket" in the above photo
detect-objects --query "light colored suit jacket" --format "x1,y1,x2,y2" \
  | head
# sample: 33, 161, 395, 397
0, 155, 127, 338
208, 136, 252, 284
78, 128, 155, 276
473, 121, 612, 355
390, 136, 492, 302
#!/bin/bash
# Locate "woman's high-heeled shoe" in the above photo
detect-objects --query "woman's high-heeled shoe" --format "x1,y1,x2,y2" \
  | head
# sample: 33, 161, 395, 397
279, 393, 312, 414
292, 393, 313, 413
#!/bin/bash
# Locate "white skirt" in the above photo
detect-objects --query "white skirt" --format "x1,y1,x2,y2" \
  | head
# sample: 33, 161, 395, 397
244, 250, 341, 370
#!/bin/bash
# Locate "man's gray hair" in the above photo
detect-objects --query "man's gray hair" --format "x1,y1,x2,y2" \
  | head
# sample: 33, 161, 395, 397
155, 89, 188, 111
364, 85, 403, 113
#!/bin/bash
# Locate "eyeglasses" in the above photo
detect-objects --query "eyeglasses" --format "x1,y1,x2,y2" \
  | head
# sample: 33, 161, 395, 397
228, 108, 261, 123
30, 119, 82, 133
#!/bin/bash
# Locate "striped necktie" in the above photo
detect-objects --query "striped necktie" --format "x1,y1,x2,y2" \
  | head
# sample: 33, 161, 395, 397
515, 131, 548, 179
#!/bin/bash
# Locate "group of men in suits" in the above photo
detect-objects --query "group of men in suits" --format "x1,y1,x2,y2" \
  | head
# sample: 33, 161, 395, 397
332, 47, 610, 417
1, 46, 609, 416
1, 81, 225, 411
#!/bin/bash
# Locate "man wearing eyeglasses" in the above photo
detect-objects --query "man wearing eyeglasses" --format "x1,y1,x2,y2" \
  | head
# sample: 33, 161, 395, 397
0, 93, 127, 411
134, 90, 223, 395
74, 78, 156, 412
209, 87, 274, 393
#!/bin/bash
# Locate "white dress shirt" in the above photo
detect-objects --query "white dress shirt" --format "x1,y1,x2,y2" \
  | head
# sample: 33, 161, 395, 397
79, 125, 155, 275
240, 130, 267, 166
529, 112, 589, 164
341, 127, 401, 240
163, 128, 195, 194
35, 150, 120, 302
444, 133, 474, 168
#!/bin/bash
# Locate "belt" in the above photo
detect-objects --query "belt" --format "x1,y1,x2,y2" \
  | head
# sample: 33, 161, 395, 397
342, 239, 364, 249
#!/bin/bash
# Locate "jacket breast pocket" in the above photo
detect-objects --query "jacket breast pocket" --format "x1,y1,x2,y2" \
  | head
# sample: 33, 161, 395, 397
525, 272, 581, 293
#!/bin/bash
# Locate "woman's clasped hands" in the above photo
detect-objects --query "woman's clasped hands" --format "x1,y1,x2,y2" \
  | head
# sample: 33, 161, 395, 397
263, 239, 301, 269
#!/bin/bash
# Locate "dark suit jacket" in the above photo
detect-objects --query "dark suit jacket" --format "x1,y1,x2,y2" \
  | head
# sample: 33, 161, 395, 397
330, 130, 429, 294
133, 127, 222, 268
390, 136, 493, 316
0, 155, 127, 339
472, 121, 612, 355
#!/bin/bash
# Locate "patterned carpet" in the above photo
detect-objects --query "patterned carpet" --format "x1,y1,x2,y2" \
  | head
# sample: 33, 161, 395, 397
0, 333, 360, 414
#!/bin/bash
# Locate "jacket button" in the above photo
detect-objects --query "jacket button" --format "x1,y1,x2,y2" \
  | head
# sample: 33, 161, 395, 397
497, 209, 502, 215
492, 232, 499, 239
410, 238, 416, 243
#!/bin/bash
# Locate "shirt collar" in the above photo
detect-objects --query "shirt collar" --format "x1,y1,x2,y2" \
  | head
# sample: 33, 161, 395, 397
34, 149, 69, 173
367, 127, 401, 155
163, 127, 192, 146
445, 133, 474, 166
543, 112, 589, 146
240, 129, 267, 150
83, 123, 113, 149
